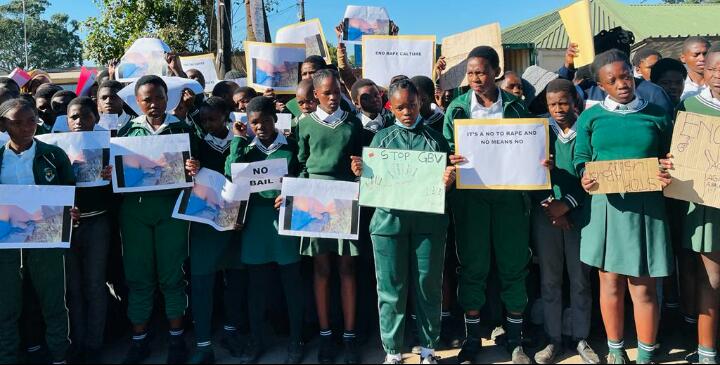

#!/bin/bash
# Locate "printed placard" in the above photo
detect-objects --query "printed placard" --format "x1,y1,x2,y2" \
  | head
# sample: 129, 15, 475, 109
275, 19, 330, 64
244, 41, 306, 94
231, 159, 288, 193
36, 131, 111, 188
585, 158, 662, 194
362, 35, 436, 88
180, 53, 220, 93
342, 5, 390, 44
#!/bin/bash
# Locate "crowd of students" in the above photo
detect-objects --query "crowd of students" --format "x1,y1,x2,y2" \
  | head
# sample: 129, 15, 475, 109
0, 17, 718, 365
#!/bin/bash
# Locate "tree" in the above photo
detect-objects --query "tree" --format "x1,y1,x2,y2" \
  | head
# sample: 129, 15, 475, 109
0, 0, 82, 72
83, 0, 209, 65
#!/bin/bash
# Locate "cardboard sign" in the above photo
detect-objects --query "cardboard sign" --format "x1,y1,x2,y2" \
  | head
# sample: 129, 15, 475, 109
362, 35, 436, 88
585, 158, 662, 194
244, 41, 306, 94
360, 148, 446, 214
230, 159, 288, 193
275, 19, 330, 64
454, 118, 550, 190
665, 111, 720, 208
559, 0, 595, 68
180, 53, 220, 93
438, 23, 503, 91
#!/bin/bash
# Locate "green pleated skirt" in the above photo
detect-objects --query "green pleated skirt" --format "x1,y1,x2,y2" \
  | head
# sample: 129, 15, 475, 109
241, 198, 301, 265
683, 202, 720, 253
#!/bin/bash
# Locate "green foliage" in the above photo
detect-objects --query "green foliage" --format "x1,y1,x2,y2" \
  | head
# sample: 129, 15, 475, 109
83, 0, 209, 65
0, 0, 82, 72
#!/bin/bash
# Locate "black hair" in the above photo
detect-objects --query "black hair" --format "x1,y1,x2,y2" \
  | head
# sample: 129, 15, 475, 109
632, 48, 662, 67
546, 79, 578, 99
67, 96, 100, 121
387, 79, 419, 99
297, 79, 314, 93
410, 75, 435, 99
198, 96, 231, 116
224, 69, 246, 80
683, 36, 711, 53
467, 46, 500, 70
591, 49, 632, 82
35, 83, 63, 100
52, 90, 77, 101
0, 77, 20, 98
246, 96, 277, 116
574, 65, 592, 82
0, 98, 37, 119
350, 79, 378, 103
98, 80, 124, 95
311, 69, 339, 89
708, 43, 720, 55
303, 55, 327, 70
593, 26, 634, 56
212, 80, 240, 98
650, 58, 688, 84
389, 75, 409, 85
134, 75, 168, 95
234, 86, 258, 98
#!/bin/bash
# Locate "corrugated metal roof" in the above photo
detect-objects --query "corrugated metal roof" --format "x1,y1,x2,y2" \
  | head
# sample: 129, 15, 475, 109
502, 0, 720, 49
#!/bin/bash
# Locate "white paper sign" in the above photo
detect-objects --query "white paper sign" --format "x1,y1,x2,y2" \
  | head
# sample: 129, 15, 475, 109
110, 134, 193, 193
51, 115, 69, 133
454, 119, 551, 190
172, 168, 250, 231
36, 131, 111, 188
276, 113, 292, 134
0, 185, 75, 249
279, 178, 360, 240
342, 5, 390, 44
275, 19, 330, 63
180, 54, 220, 93
118, 76, 204, 116
231, 159, 288, 193
99, 114, 119, 131
245, 41, 306, 94
0, 132, 9, 145
362, 35, 436, 88
116, 38, 171, 82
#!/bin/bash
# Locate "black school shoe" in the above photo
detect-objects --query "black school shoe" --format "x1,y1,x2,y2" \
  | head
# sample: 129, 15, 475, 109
167, 335, 188, 364
239, 337, 265, 364
188, 347, 215, 364
344, 337, 360, 364
220, 332, 246, 358
122, 337, 151, 364
456, 337, 481, 364
317, 336, 335, 364
284, 341, 305, 364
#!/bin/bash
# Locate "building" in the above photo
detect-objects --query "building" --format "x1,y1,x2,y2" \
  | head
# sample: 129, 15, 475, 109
501, 0, 720, 74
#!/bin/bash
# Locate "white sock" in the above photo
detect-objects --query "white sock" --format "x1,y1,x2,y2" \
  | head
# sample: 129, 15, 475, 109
420, 347, 435, 358
386, 353, 402, 362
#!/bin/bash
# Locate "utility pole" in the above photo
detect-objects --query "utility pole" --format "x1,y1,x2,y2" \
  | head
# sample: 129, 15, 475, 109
217, 0, 232, 77
22, 0, 28, 68
298, 0, 305, 22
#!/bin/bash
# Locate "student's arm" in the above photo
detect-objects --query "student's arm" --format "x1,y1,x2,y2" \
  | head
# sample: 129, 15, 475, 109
572, 114, 593, 177
443, 106, 464, 153
288, 143, 301, 178
224, 136, 248, 180
337, 44, 358, 93
297, 122, 310, 178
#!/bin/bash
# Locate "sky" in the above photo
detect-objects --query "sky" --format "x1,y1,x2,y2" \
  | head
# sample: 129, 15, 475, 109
37, 0, 665, 48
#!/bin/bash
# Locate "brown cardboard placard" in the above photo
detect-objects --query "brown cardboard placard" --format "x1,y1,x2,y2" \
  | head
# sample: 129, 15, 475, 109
585, 158, 662, 194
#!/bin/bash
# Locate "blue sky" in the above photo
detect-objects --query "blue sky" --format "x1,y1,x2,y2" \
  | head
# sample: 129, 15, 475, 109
40, 0, 662, 48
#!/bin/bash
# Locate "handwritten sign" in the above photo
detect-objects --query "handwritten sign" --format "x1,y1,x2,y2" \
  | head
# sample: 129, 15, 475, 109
665, 112, 720, 208
360, 148, 446, 214
454, 119, 550, 190
362, 35, 436, 88
230, 159, 288, 193
438, 23, 503, 91
585, 158, 661, 194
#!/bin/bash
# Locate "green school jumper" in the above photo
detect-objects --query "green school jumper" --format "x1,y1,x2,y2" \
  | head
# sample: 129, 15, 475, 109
0, 140, 74, 364
118, 114, 198, 324
225, 134, 301, 265
573, 100, 673, 277
678, 91, 720, 253
369, 120, 451, 355
286, 96, 354, 119
297, 109, 363, 256
442, 89, 533, 313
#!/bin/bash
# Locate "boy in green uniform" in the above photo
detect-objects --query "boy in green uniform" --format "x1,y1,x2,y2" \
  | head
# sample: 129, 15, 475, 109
349, 78, 394, 146
350, 80, 456, 364
574, 50, 674, 364
97, 80, 134, 130
677, 44, 720, 364
442, 46, 537, 364
290, 79, 317, 137
117, 75, 201, 364
531, 80, 599, 364
226, 96, 305, 363
187, 96, 247, 364
296, 69, 363, 364
0, 98, 78, 364
410, 76, 444, 133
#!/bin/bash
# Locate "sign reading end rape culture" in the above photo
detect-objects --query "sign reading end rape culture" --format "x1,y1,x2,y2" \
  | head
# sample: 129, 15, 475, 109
454, 118, 551, 190
362, 35, 435, 88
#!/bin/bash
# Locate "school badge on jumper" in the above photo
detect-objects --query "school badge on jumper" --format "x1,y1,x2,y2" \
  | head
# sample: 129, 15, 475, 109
44, 168, 55, 182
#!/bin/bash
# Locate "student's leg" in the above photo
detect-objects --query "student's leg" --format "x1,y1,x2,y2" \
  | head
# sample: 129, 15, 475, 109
154, 216, 190, 324
410, 231, 446, 359
338, 255, 357, 333
28, 249, 70, 363
82, 214, 111, 351
372, 233, 410, 357
533, 208, 565, 344
246, 264, 271, 345
599, 271, 627, 359
224, 268, 248, 335
680, 250, 699, 338
0, 250, 23, 364
188, 224, 224, 354
66, 226, 87, 350
697, 252, 720, 361
563, 228, 592, 343
627, 276, 659, 363
279, 262, 304, 343
313, 254, 332, 331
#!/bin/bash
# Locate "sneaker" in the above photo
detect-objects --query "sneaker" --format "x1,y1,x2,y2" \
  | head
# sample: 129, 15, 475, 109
167, 335, 188, 364
457, 337, 481, 364
700, 355, 718, 364
383, 355, 403, 364
421, 354, 441, 364
344, 337, 360, 364
686, 351, 699, 364
534, 342, 562, 364
317, 336, 335, 364
491, 326, 507, 346
510, 345, 532, 364
188, 348, 215, 364
576, 340, 600, 364
284, 341, 305, 364
220, 333, 246, 358
238, 338, 264, 364
607, 351, 629, 364
411, 345, 423, 355
122, 337, 151, 364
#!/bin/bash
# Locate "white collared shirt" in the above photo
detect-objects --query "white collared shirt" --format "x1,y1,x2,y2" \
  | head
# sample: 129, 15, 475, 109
117, 113, 132, 129
141, 114, 178, 135
314, 107, 346, 125
204, 128, 233, 152
1, 141, 37, 185
602, 96, 644, 112
470, 89, 504, 119
549, 118, 577, 144
249, 130, 288, 155
359, 112, 385, 132
698, 87, 720, 110
681, 76, 705, 101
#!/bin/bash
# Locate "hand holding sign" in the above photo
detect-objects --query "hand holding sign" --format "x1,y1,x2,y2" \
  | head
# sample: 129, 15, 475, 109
231, 159, 289, 193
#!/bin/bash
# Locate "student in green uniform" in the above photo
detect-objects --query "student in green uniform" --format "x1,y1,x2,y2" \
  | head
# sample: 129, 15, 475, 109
573, 50, 674, 364
34, 84, 62, 129
296, 69, 363, 364
442, 46, 539, 364
225, 96, 305, 364
289, 80, 318, 139
187, 96, 247, 365
212, 81, 241, 110
286, 56, 355, 119
410, 76, 444, 133
350, 78, 394, 144
97, 80, 134, 130
63, 97, 114, 363
677, 44, 720, 364
349, 79, 456, 365
232, 87, 258, 113
531, 79, 599, 364
118, 75, 201, 364
0, 98, 78, 364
